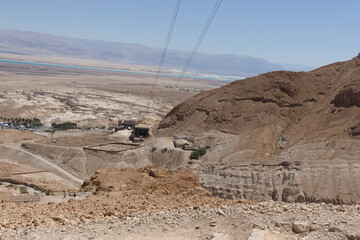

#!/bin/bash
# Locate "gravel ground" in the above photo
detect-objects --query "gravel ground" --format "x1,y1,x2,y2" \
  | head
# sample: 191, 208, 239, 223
1, 202, 359, 240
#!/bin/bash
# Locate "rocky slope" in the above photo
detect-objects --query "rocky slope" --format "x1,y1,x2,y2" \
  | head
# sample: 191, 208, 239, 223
156, 54, 360, 204
0, 167, 234, 230
1, 167, 360, 240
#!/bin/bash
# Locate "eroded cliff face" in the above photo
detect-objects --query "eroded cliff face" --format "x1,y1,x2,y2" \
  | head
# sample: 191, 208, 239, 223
331, 81, 360, 107
192, 159, 360, 204
155, 55, 360, 203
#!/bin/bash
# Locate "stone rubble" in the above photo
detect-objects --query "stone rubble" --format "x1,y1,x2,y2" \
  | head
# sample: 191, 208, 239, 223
0, 201, 359, 239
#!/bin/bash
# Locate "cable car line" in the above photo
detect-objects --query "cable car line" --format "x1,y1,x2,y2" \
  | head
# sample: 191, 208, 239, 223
175, 0, 223, 86
154, 0, 182, 84
148, 0, 182, 109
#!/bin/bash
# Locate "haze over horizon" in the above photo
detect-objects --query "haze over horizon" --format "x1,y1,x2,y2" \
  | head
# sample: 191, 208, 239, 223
0, 29, 289, 77
0, 0, 359, 68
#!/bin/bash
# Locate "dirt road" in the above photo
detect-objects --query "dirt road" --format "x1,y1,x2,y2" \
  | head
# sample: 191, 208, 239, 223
3, 143, 83, 185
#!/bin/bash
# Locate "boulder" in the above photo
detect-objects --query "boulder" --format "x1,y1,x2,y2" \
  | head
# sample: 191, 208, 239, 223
292, 221, 309, 233
51, 215, 65, 222
174, 139, 190, 148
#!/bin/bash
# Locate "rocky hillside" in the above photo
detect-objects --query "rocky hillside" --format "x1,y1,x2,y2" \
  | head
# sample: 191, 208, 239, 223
156, 54, 360, 204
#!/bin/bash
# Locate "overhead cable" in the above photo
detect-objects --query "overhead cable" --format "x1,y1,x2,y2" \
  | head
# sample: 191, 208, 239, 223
154, 0, 182, 82
176, 0, 223, 84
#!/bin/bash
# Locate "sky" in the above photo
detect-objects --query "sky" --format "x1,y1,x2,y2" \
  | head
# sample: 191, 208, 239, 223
0, 0, 359, 67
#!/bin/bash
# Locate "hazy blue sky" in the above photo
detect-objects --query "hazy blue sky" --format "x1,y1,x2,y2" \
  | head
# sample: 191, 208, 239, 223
0, 0, 359, 67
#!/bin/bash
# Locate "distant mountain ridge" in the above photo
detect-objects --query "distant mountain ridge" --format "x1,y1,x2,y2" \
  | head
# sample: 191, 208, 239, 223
0, 29, 307, 76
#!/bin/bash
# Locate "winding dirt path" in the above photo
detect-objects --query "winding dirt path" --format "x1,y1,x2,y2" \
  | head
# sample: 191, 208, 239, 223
3, 143, 84, 185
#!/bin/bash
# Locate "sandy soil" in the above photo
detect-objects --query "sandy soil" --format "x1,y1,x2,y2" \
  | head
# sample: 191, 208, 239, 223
0, 129, 45, 144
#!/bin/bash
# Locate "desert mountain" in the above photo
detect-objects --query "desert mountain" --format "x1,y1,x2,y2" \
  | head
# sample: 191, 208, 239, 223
0, 29, 288, 76
156, 54, 360, 203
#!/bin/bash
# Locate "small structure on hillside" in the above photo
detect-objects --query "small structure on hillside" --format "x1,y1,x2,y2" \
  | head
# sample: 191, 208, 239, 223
130, 124, 151, 142
118, 119, 136, 130
0, 122, 9, 128
134, 124, 150, 137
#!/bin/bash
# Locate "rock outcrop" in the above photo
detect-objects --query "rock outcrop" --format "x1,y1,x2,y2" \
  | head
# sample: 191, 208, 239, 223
331, 79, 360, 107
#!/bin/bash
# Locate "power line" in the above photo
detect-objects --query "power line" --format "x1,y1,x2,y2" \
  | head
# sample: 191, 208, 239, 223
154, 0, 182, 83
148, 0, 181, 110
175, 0, 223, 85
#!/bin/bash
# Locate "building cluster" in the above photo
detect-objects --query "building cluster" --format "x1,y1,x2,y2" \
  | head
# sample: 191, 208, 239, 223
117, 118, 151, 142
0, 122, 30, 130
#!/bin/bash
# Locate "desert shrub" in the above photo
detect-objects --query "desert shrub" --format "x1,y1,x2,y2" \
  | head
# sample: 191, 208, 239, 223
190, 148, 207, 159
151, 147, 157, 152
304, 192, 317, 203
6, 184, 13, 188
33, 186, 47, 192
333, 195, 344, 205
198, 148, 206, 155
190, 151, 199, 159
19, 186, 29, 194
51, 122, 77, 130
